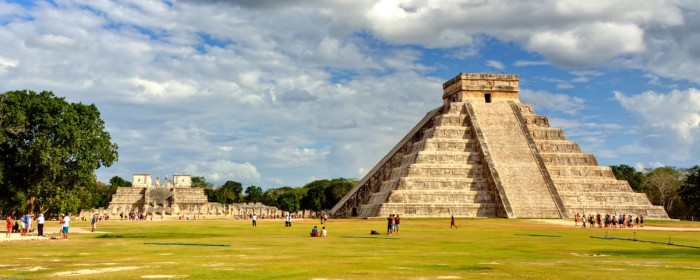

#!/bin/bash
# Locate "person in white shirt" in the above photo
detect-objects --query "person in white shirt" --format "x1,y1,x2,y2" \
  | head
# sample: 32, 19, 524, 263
62, 214, 70, 239
37, 214, 45, 236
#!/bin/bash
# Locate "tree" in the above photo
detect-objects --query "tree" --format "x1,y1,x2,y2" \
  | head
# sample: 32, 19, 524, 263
109, 176, 132, 187
244, 185, 263, 203
324, 178, 356, 209
191, 176, 213, 188
611, 164, 645, 192
0, 90, 118, 214
644, 167, 685, 213
261, 187, 294, 206
276, 192, 300, 213
218, 181, 243, 204
301, 186, 325, 214
679, 165, 700, 220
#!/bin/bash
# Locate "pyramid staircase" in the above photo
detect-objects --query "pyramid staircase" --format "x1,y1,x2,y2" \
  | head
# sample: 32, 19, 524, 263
331, 73, 668, 219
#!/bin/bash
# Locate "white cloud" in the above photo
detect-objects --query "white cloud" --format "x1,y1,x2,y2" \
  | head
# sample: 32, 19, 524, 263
3, 0, 700, 188
614, 88, 700, 162
514, 60, 549, 67
520, 89, 586, 114
486, 60, 505, 70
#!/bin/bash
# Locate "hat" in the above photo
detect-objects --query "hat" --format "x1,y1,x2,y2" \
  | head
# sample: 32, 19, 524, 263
38, 214, 43, 216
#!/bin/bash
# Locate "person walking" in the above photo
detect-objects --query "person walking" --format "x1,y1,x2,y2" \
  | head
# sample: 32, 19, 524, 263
285, 213, 292, 227
450, 214, 457, 228
5, 214, 11, 238
91, 214, 98, 232
252, 213, 257, 227
37, 214, 45, 236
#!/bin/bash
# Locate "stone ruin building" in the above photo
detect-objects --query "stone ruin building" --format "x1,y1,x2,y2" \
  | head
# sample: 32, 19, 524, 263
105, 174, 281, 217
331, 73, 669, 219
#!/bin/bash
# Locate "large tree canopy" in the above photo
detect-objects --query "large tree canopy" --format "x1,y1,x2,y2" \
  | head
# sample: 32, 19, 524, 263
0, 90, 118, 214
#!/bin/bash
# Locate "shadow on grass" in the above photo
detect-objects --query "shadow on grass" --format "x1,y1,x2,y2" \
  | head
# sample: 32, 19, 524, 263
595, 248, 700, 258
422, 264, 493, 271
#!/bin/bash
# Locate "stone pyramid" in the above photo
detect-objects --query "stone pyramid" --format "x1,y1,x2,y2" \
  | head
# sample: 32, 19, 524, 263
330, 73, 668, 219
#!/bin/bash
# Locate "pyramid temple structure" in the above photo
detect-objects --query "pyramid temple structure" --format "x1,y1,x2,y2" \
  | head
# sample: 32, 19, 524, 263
330, 73, 668, 219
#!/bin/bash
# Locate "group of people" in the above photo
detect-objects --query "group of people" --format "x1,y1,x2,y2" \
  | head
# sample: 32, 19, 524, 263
309, 225, 327, 237
4, 212, 68, 239
387, 214, 400, 235
575, 213, 644, 229
4, 213, 44, 237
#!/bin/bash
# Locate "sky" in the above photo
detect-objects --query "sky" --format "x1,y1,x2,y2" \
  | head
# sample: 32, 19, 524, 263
1, 0, 699, 188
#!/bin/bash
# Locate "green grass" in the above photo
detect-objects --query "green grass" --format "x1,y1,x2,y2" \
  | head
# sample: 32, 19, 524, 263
1, 218, 699, 279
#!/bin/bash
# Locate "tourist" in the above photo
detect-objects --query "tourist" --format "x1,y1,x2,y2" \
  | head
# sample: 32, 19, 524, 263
37, 214, 44, 236
387, 214, 394, 234
450, 214, 457, 229
320, 213, 324, 225
91, 214, 98, 232
24, 212, 32, 236
321, 226, 327, 237
574, 213, 579, 227
635, 216, 640, 228
252, 213, 257, 227
5, 214, 11, 238
62, 213, 70, 239
618, 214, 624, 229
639, 215, 644, 228
394, 214, 400, 234
285, 213, 292, 227
310, 226, 319, 237
581, 213, 586, 228
18, 220, 25, 235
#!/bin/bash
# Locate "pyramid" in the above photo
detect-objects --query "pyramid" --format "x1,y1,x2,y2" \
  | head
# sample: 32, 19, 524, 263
330, 73, 668, 219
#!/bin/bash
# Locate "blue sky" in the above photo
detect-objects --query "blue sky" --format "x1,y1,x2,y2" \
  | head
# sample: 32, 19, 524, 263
1, 0, 698, 188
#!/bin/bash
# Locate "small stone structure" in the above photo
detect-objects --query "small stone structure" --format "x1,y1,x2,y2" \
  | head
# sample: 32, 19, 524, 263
331, 73, 669, 219
106, 174, 283, 217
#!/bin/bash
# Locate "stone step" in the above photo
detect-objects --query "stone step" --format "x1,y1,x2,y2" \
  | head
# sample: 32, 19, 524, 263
385, 190, 501, 203
535, 140, 582, 153
423, 126, 473, 139
552, 180, 633, 192
400, 149, 479, 165
548, 166, 616, 179
508, 207, 562, 218
530, 127, 566, 140
540, 153, 598, 166
404, 164, 485, 177
445, 102, 467, 114
433, 114, 469, 126
560, 192, 653, 204
411, 138, 478, 153
521, 115, 550, 127
393, 177, 491, 190
371, 202, 505, 217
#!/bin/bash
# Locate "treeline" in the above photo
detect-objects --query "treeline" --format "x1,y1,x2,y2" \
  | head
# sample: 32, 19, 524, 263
611, 165, 700, 220
101, 176, 356, 214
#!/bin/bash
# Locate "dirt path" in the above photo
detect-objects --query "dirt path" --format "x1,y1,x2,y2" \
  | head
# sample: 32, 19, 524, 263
1, 227, 104, 242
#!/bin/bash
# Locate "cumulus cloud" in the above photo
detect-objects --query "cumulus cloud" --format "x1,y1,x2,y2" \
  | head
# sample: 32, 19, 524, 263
2, 0, 700, 187
520, 89, 587, 114
486, 60, 505, 70
614, 88, 700, 162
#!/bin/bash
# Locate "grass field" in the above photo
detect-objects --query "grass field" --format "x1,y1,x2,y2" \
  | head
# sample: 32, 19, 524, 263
1, 217, 699, 279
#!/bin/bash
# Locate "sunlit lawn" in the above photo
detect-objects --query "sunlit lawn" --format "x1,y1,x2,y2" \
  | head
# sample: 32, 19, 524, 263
1, 217, 699, 279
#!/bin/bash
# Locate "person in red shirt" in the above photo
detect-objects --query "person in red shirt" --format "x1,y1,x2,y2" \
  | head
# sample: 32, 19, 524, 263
5, 214, 12, 238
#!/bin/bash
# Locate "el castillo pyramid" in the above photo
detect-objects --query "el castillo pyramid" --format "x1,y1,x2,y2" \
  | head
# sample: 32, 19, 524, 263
330, 73, 669, 219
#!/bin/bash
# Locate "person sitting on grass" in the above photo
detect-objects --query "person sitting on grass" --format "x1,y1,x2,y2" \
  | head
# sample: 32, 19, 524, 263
321, 227, 327, 237
310, 226, 319, 237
